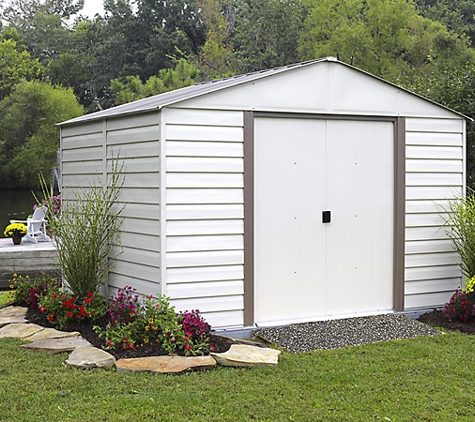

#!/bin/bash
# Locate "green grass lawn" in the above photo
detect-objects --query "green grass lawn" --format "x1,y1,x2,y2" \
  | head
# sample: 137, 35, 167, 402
0, 330, 474, 421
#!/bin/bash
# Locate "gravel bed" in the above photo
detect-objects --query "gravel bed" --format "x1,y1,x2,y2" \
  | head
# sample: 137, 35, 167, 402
252, 314, 441, 353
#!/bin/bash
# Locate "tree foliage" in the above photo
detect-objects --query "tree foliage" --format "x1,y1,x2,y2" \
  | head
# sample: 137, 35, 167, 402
110, 58, 199, 105
232, 0, 306, 72
0, 80, 84, 189
0, 33, 43, 100
299, 0, 474, 81
2, 0, 475, 189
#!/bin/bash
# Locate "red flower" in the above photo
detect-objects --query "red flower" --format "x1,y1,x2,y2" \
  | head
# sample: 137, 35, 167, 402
67, 311, 73, 319
79, 305, 87, 317
48, 313, 55, 322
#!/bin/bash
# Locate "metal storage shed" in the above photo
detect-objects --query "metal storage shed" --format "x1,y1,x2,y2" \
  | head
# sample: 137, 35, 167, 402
59, 57, 466, 328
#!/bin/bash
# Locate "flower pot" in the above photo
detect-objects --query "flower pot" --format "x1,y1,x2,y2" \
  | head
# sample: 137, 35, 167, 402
12, 236, 22, 245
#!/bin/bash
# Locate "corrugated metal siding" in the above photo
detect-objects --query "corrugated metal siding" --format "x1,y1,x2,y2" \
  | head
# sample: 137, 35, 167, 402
404, 118, 464, 309
61, 114, 162, 297
105, 114, 161, 295
164, 108, 245, 328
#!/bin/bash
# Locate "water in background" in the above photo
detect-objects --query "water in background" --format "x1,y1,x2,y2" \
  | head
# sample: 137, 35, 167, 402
0, 190, 40, 238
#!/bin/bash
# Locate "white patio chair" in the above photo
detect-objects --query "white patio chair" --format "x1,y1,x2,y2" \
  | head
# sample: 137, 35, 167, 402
10, 206, 51, 244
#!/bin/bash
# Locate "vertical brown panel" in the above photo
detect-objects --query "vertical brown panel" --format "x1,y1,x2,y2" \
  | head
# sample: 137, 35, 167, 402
243, 111, 255, 326
393, 117, 406, 311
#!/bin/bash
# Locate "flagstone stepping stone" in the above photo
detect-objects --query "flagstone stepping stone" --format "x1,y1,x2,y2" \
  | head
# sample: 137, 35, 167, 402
211, 344, 281, 368
0, 316, 28, 327
0, 323, 44, 339
25, 328, 81, 341
0, 306, 28, 327
20, 336, 91, 353
115, 355, 217, 374
65, 346, 116, 369
0, 306, 27, 318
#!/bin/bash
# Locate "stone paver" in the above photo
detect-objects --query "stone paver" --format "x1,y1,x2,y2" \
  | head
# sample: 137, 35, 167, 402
115, 355, 217, 374
0, 323, 44, 339
20, 336, 91, 353
65, 346, 116, 369
0, 316, 28, 327
211, 344, 281, 367
0, 306, 29, 327
0, 306, 27, 318
25, 328, 81, 341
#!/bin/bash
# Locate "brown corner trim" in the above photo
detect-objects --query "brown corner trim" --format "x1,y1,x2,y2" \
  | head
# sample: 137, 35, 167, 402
393, 117, 406, 311
243, 111, 255, 326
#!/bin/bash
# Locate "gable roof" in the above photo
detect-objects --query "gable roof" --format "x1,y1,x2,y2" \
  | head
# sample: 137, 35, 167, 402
59, 57, 469, 126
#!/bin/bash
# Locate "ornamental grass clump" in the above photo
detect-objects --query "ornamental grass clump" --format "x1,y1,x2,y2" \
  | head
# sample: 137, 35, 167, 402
38, 159, 124, 299
444, 192, 475, 279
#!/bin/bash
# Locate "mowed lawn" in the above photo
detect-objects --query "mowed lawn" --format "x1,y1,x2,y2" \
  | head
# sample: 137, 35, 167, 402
0, 328, 474, 421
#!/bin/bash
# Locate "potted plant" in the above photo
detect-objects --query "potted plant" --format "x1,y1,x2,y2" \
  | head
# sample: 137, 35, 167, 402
4, 223, 27, 245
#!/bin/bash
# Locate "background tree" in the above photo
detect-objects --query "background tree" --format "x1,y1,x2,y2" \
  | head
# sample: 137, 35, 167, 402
232, 0, 306, 72
110, 58, 199, 105
416, 0, 475, 47
195, 0, 235, 79
0, 31, 43, 100
299, 0, 474, 82
0, 81, 84, 189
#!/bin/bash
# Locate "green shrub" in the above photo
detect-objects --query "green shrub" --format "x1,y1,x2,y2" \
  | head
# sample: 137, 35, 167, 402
38, 290, 107, 330
10, 273, 60, 307
98, 288, 211, 356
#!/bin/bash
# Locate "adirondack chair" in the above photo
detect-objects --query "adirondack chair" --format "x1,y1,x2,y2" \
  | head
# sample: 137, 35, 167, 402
10, 206, 51, 244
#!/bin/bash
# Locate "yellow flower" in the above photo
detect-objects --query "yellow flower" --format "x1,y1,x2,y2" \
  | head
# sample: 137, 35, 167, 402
9, 285, 14, 290
144, 338, 149, 344
145, 326, 149, 331
148, 318, 154, 324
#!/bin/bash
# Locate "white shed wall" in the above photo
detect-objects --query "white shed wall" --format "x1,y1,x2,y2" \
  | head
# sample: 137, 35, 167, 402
62, 113, 162, 297
404, 117, 464, 309
164, 108, 245, 328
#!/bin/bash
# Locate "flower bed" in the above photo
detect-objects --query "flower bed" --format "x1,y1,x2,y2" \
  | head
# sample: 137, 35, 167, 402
11, 275, 231, 359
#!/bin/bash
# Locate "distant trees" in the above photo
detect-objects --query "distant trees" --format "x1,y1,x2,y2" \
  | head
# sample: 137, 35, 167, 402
299, 0, 475, 82
0, 80, 83, 189
2, 0, 475, 188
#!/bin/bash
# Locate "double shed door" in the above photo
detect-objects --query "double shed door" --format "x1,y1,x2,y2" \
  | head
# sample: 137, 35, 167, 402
254, 117, 394, 325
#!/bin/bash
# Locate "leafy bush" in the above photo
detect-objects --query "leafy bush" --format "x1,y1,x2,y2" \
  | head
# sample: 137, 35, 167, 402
443, 276, 475, 322
38, 290, 107, 330
10, 273, 60, 307
98, 287, 212, 356
443, 289, 474, 321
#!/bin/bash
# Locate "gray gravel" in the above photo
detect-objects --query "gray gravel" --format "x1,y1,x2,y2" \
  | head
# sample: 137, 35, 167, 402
252, 314, 441, 353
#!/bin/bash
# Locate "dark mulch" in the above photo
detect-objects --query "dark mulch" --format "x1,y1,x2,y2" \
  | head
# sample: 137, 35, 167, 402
25, 306, 233, 359
417, 310, 475, 335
